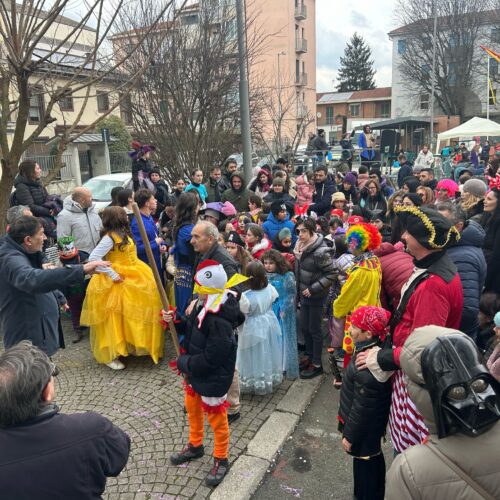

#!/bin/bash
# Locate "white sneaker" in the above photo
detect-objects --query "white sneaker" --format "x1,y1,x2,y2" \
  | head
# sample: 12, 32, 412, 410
105, 359, 125, 370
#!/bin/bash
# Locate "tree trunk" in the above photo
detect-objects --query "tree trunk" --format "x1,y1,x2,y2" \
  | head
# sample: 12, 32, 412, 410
0, 165, 16, 235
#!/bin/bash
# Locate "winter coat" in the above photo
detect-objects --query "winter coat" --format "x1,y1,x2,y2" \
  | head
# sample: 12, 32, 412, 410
358, 133, 375, 161
294, 234, 337, 303
480, 215, 500, 294
221, 186, 252, 213
446, 220, 486, 337
0, 235, 84, 356
386, 326, 500, 500
185, 182, 208, 203
131, 212, 162, 276
0, 405, 130, 500
338, 340, 392, 457
176, 295, 244, 396
295, 175, 314, 206
13, 174, 51, 217
262, 212, 297, 246
414, 150, 434, 168
338, 185, 359, 205
262, 191, 296, 216
374, 242, 414, 311
312, 135, 329, 155
57, 197, 102, 256
464, 199, 484, 223
131, 158, 152, 191
248, 237, 272, 260
311, 178, 336, 216
360, 192, 388, 222
204, 178, 224, 203
152, 179, 170, 217
487, 342, 500, 382
397, 163, 414, 188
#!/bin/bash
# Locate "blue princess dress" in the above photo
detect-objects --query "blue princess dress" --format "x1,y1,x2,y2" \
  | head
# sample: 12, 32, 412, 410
268, 272, 299, 379
237, 285, 283, 395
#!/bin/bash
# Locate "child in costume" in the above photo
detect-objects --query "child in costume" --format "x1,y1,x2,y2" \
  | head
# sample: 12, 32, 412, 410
262, 249, 299, 380
237, 260, 283, 394
80, 206, 164, 370
333, 223, 382, 368
224, 231, 253, 275
338, 306, 392, 500
164, 260, 247, 486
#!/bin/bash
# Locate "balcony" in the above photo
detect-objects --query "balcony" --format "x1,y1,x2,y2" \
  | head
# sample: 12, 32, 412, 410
294, 4, 307, 20
295, 72, 307, 86
295, 37, 307, 53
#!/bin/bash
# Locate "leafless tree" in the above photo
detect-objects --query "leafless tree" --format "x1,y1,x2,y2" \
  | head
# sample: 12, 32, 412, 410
0, 0, 184, 231
394, 0, 500, 121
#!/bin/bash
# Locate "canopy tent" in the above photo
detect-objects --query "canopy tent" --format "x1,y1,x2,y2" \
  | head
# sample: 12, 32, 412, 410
436, 116, 500, 152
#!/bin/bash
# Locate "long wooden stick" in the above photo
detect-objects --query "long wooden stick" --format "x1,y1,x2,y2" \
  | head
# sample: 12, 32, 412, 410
132, 202, 180, 356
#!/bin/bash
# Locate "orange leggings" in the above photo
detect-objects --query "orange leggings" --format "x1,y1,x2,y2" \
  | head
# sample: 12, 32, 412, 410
185, 391, 229, 460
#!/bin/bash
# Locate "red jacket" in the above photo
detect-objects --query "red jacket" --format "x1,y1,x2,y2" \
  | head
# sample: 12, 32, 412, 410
374, 242, 414, 311
393, 272, 463, 366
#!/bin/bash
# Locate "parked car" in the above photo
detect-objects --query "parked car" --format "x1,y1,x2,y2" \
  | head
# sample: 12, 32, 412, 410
83, 173, 132, 210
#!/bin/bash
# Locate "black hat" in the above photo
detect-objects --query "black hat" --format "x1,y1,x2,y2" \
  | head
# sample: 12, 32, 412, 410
226, 231, 245, 248
271, 200, 287, 216
395, 205, 460, 250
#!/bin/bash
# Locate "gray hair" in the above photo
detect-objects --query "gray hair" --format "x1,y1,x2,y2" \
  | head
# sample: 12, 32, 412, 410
6, 205, 30, 225
0, 341, 53, 428
197, 220, 219, 241
436, 202, 466, 225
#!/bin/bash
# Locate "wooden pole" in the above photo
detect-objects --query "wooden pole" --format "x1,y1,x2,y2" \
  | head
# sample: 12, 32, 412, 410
132, 202, 180, 356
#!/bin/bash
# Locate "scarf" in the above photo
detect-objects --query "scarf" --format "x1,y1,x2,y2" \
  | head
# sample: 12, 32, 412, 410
293, 233, 318, 260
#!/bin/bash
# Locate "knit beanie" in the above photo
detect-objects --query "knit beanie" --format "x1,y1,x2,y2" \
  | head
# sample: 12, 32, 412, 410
272, 178, 285, 187
278, 227, 292, 241
271, 200, 287, 215
344, 172, 357, 186
463, 178, 487, 198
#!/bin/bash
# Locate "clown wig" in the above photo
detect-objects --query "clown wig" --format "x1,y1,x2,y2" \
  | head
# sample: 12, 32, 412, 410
346, 223, 382, 252
436, 178, 459, 199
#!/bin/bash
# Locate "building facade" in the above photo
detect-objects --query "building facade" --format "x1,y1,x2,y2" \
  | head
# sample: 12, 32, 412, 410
316, 87, 391, 143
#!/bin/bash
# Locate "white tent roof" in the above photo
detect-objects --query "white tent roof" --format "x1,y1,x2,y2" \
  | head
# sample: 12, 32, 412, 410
437, 116, 500, 141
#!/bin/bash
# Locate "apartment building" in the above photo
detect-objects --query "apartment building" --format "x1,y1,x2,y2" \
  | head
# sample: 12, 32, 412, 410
316, 87, 392, 142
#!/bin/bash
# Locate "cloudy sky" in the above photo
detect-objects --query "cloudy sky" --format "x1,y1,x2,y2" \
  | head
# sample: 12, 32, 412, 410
316, 0, 397, 92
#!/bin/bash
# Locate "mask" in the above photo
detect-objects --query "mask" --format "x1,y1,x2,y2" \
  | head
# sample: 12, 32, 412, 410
421, 334, 500, 439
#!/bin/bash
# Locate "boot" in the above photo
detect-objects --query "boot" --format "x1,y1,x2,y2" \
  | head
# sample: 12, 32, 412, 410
170, 443, 204, 465
72, 328, 84, 344
205, 458, 229, 486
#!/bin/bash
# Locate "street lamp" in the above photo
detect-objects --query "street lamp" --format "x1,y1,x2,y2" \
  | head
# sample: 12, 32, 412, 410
277, 51, 286, 155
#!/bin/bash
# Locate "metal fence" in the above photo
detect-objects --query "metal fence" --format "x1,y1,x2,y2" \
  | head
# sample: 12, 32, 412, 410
110, 151, 131, 173
25, 154, 74, 180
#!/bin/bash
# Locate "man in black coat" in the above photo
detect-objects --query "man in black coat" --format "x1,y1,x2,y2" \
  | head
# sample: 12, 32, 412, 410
309, 165, 336, 216
0, 216, 108, 357
396, 154, 414, 188
0, 341, 130, 499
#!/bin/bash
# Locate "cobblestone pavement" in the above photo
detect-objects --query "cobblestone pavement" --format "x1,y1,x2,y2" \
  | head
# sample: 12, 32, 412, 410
48, 320, 293, 500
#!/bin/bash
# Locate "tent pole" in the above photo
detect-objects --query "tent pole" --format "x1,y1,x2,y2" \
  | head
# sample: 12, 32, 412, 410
487, 55, 490, 121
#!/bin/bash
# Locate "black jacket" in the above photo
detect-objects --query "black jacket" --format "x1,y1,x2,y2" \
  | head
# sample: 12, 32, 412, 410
14, 175, 51, 217
311, 178, 336, 216
294, 233, 337, 303
0, 405, 130, 500
176, 295, 244, 397
481, 214, 500, 293
397, 163, 413, 188
132, 158, 152, 191
0, 235, 84, 356
338, 341, 392, 457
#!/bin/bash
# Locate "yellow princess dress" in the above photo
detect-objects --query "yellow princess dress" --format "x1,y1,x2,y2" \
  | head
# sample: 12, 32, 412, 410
81, 233, 164, 365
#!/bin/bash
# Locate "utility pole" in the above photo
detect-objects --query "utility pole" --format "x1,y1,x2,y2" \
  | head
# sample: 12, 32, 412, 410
235, 0, 253, 184
429, 0, 438, 152
487, 55, 491, 120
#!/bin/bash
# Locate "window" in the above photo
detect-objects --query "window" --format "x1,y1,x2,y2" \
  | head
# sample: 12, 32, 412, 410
492, 28, 500, 44
181, 14, 198, 25
326, 106, 334, 125
28, 88, 44, 124
420, 93, 429, 110
120, 94, 132, 125
58, 88, 74, 112
97, 91, 109, 113
349, 104, 360, 117
397, 39, 406, 55
379, 101, 391, 118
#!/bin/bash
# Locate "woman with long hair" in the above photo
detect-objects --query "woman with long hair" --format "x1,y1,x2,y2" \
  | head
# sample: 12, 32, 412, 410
80, 206, 164, 370
224, 231, 253, 275
480, 185, 500, 294
360, 179, 388, 222
460, 178, 487, 222
172, 192, 199, 314
416, 186, 435, 206
245, 223, 272, 260
185, 168, 208, 204
248, 169, 273, 199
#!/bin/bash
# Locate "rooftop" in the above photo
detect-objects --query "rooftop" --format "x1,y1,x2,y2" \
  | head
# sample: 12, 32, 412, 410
317, 87, 392, 104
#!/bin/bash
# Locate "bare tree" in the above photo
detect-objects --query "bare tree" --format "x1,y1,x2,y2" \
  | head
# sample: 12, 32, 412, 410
394, 0, 500, 121
0, 0, 184, 231
114, 0, 268, 185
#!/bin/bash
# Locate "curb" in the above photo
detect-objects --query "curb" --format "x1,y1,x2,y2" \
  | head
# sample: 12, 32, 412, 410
210, 375, 323, 500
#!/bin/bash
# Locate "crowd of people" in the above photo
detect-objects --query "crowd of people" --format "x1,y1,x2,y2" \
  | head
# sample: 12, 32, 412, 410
1, 137, 500, 498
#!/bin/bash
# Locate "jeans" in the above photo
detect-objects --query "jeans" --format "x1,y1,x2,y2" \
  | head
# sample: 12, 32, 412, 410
300, 301, 323, 366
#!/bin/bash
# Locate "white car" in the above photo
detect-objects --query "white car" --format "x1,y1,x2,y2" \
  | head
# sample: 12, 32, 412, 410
83, 173, 132, 211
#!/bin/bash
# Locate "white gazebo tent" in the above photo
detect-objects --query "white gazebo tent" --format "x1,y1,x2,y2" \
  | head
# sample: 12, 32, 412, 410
436, 116, 500, 152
